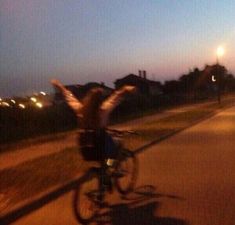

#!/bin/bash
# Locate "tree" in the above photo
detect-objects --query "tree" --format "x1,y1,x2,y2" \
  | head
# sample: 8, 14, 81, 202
179, 67, 201, 95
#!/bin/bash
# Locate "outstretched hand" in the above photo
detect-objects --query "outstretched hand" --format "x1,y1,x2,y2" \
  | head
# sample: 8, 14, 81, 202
50, 79, 68, 94
50, 79, 64, 89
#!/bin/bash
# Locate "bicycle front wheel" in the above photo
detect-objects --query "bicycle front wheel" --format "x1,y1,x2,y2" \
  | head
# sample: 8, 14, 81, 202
73, 173, 101, 224
114, 149, 138, 195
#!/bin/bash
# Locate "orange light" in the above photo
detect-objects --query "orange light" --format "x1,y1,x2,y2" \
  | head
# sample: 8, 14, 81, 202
2, 102, 10, 107
40, 91, 46, 96
19, 103, 25, 109
36, 102, 43, 108
30, 97, 37, 102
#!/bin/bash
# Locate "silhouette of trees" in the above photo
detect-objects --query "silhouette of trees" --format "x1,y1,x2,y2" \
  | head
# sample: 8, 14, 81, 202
179, 68, 201, 93
163, 64, 235, 102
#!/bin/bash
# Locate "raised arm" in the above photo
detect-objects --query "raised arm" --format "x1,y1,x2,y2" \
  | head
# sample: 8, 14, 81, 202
101, 85, 136, 116
51, 79, 83, 114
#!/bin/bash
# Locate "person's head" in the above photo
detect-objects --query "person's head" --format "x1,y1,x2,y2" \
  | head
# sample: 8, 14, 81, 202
81, 87, 104, 129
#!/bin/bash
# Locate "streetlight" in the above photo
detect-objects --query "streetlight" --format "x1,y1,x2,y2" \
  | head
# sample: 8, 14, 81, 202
30, 97, 37, 103
216, 46, 225, 63
19, 103, 26, 109
36, 102, 43, 108
40, 91, 46, 96
215, 46, 225, 104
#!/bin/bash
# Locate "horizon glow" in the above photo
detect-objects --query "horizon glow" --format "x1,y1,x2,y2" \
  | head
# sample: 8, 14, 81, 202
1, 0, 235, 97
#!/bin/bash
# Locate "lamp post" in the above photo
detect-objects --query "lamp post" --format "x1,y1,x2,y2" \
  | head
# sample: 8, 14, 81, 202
216, 46, 225, 104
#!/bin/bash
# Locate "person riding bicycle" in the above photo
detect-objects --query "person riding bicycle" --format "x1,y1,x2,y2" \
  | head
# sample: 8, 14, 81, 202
51, 79, 136, 165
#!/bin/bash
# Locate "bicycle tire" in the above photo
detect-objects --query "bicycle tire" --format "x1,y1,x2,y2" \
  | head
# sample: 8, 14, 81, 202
73, 173, 101, 224
114, 149, 138, 195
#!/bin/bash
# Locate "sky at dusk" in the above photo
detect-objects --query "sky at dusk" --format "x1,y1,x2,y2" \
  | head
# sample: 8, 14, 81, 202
1, 0, 235, 97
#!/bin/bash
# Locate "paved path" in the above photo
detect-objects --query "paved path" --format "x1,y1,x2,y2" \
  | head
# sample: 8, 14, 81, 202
11, 105, 235, 225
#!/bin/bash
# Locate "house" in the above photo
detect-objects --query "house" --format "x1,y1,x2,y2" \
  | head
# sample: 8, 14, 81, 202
114, 70, 162, 95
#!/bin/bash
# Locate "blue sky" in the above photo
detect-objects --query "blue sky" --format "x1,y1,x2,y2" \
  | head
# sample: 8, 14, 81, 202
1, 0, 235, 97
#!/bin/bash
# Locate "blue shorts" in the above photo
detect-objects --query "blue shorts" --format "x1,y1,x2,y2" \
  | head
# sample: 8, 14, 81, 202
79, 129, 119, 161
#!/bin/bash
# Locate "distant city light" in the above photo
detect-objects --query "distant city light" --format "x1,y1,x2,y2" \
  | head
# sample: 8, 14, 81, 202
0, 98, 2, 101
30, 97, 37, 102
2, 102, 10, 107
11, 99, 16, 104
40, 91, 46, 96
36, 102, 43, 108
19, 103, 25, 109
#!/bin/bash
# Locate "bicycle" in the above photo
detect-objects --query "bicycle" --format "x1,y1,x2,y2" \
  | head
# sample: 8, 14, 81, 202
73, 129, 139, 225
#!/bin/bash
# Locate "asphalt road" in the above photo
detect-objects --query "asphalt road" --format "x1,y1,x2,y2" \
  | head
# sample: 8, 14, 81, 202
11, 105, 235, 225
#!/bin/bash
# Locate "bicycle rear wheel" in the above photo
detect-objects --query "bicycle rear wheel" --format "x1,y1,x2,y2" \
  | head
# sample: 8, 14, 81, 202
114, 149, 138, 194
73, 173, 101, 224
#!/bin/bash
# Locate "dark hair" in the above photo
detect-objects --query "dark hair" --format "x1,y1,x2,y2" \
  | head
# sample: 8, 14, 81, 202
81, 88, 104, 129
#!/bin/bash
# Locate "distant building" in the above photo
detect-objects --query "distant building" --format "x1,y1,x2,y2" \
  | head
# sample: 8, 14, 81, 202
114, 71, 162, 95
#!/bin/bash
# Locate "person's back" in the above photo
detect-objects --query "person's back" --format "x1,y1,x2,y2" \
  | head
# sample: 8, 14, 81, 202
51, 79, 136, 161
80, 88, 104, 130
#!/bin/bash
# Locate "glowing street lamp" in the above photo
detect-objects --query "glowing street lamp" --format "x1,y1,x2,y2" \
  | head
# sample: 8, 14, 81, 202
19, 103, 26, 109
36, 102, 43, 108
2, 102, 10, 107
40, 91, 46, 96
11, 99, 16, 104
30, 97, 37, 103
216, 46, 225, 63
